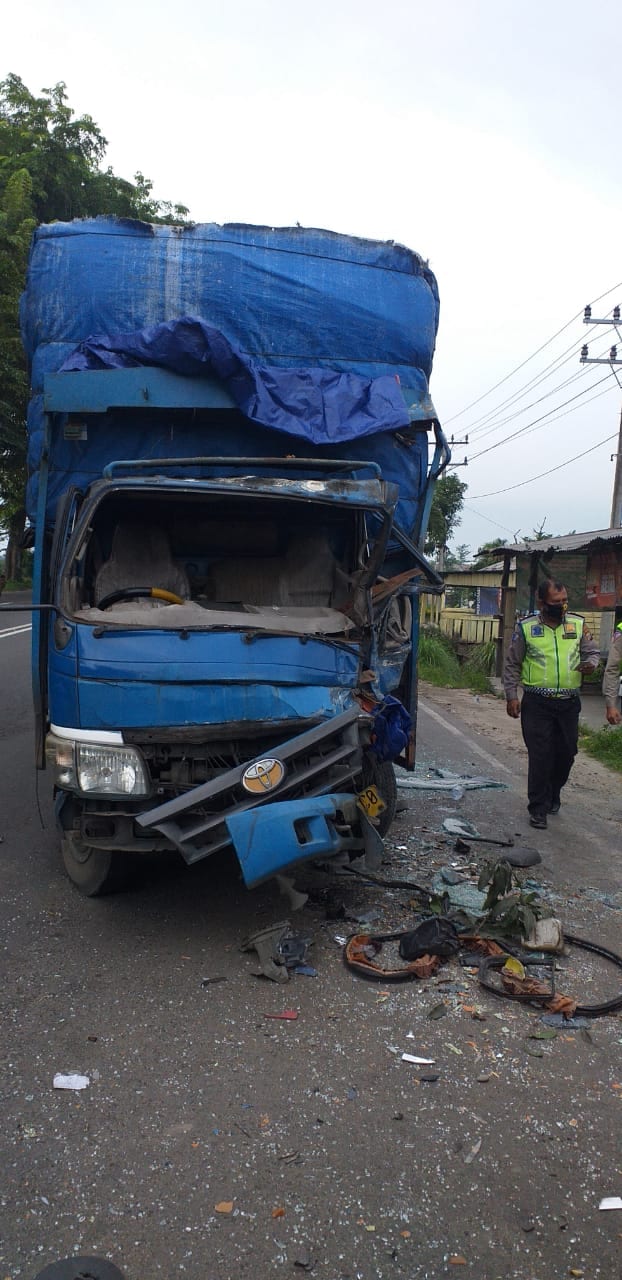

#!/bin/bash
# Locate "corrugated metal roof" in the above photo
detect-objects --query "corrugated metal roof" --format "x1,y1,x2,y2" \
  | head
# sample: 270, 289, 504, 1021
500, 528, 622, 554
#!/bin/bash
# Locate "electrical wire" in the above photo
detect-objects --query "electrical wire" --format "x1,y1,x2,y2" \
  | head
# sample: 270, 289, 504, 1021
461, 503, 519, 536
469, 373, 617, 462
468, 430, 618, 499
444, 280, 622, 426
469, 358, 607, 444
464, 329, 600, 438
467, 335, 617, 443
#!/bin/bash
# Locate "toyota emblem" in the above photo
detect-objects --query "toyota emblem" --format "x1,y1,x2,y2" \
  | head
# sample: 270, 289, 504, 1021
241, 757, 286, 794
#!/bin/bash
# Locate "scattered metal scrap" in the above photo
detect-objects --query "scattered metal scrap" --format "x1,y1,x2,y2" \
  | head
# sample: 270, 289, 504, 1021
241, 921, 313, 983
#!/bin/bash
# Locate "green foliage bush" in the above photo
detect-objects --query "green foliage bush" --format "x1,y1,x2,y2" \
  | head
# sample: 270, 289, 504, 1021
579, 724, 622, 773
418, 629, 493, 694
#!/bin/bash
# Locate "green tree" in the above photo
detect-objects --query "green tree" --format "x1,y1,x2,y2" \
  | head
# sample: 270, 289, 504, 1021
445, 541, 471, 568
0, 74, 189, 578
473, 537, 507, 568
425, 473, 468, 556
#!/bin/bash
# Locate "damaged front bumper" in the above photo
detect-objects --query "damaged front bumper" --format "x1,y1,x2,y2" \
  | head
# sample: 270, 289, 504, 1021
226, 793, 383, 887
135, 707, 381, 884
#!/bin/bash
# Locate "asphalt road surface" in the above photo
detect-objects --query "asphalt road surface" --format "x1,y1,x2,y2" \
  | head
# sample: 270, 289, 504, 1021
1, 600, 621, 1280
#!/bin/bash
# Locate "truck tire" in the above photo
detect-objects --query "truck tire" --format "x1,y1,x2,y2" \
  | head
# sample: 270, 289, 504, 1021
61, 831, 130, 897
360, 754, 397, 837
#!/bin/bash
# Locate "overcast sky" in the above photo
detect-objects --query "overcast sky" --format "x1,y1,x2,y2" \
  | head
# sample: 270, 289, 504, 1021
5, 0, 621, 553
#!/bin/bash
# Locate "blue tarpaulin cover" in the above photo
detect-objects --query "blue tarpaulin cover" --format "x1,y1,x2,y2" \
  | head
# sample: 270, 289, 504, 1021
20, 219, 440, 526
60, 317, 412, 444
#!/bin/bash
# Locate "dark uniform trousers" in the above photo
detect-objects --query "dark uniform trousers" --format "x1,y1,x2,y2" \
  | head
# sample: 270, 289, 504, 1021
520, 691, 581, 817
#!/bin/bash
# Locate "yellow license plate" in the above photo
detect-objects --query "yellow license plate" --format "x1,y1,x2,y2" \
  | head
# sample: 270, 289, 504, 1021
358, 785, 386, 819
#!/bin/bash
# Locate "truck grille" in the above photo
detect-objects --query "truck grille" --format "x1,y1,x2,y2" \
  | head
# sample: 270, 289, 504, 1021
135, 707, 368, 864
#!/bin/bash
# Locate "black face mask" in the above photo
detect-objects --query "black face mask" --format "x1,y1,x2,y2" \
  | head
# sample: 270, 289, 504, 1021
544, 602, 566, 621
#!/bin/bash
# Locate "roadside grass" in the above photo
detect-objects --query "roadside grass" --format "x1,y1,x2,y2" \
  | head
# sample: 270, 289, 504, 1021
418, 629, 493, 694
579, 723, 622, 773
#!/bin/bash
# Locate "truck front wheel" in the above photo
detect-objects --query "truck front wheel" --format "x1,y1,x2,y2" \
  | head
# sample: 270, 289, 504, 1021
61, 831, 130, 897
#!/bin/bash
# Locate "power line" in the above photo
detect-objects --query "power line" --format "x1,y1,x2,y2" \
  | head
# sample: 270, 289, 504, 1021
469, 355, 607, 444
469, 372, 615, 461
462, 503, 519, 536
466, 333, 616, 442
468, 431, 618, 499
444, 280, 622, 426
464, 329, 596, 437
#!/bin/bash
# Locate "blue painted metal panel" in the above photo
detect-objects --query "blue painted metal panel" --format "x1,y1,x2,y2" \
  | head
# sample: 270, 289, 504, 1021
75, 628, 359, 684
48, 650, 80, 726
226, 794, 352, 886
44, 368, 236, 412
76, 678, 356, 731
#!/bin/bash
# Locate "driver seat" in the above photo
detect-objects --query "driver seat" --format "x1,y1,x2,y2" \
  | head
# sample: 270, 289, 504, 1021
94, 522, 190, 606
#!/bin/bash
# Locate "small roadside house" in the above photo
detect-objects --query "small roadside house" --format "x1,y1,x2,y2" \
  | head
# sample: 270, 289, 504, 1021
497, 528, 622, 669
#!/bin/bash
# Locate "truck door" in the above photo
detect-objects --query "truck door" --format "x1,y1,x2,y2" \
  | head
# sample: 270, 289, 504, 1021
34, 488, 82, 768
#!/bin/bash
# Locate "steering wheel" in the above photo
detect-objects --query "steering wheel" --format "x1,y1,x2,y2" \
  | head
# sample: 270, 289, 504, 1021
97, 587, 185, 610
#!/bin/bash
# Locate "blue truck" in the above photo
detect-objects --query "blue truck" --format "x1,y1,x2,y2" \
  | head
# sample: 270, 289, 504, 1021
19, 219, 448, 895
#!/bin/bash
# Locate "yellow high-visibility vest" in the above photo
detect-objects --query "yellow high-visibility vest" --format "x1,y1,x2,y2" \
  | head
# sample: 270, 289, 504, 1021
519, 612, 584, 692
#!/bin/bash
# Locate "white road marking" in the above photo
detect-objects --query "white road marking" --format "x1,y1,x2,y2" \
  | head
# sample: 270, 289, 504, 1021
418, 697, 513, 776
0, 624, 32, 639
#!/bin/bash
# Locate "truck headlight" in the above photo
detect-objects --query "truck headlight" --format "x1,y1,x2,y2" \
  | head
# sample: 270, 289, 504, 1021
54, 741, 150, 797
76, 744, 150, 796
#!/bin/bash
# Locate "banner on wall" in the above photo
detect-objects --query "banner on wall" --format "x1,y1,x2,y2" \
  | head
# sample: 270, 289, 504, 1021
586, 549, 622, 608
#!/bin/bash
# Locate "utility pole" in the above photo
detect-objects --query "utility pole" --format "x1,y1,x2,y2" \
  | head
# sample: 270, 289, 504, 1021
609, 407, 622, 528
581, 303, 622, 527
445, 434, 469, 470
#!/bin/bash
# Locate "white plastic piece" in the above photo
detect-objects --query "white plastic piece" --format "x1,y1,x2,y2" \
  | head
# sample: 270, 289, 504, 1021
401, 1054, 435, 1065
53, 1073, 90, 1090
599, 1197, 622, 1210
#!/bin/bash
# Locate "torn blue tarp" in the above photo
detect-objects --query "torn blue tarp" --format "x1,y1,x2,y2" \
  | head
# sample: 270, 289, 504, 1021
21, 219, 440, 527
60, 317, 411, 444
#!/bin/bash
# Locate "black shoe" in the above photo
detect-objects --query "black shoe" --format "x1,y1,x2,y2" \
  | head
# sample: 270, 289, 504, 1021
529, 813, 547, 829
548, 801, 560, 815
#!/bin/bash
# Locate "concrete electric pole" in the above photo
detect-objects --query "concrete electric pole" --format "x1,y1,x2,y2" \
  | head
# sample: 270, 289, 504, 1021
580, 304, 622, 527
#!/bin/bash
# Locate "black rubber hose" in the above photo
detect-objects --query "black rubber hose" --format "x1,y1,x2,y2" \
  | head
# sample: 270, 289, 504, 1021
477, 932, 622, 1017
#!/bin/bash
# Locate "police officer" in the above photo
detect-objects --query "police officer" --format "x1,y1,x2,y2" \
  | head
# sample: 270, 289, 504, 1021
503, 579, 599, 829
602, 619, 622, 725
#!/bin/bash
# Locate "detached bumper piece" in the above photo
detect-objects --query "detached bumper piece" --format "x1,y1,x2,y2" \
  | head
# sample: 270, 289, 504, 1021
227, 793, 373, 887
135, 707, 367, 867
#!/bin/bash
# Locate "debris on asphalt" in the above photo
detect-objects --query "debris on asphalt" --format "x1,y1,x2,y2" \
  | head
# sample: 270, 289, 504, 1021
599, 1197, 622, 1210
201, 975, 228, 987
278, 933, 313, 968
264, 1010, 299, 1020
523, 917, 564, 951
396, 768, 506, 792
33, 1258, 126, 1279
241, 920, 292, 983
293, 1246, 315, 1270
541, 1013, 591, 1028
430, 873, 488, 914
401, 1053, 435, 1065
503, 845, 542, 868
214, 1201, 234, 1214
53, 1072, 90, 1090
442, 817, 513, 845
275, 874, 309, 911
427, 1002, 449, 1020
349, 908, 383, 924
398, 917, 460, 960
464, 1137, 482, 1164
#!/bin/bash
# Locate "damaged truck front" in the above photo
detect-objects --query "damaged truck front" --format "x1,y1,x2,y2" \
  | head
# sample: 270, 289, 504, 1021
20, 220, 448, 894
